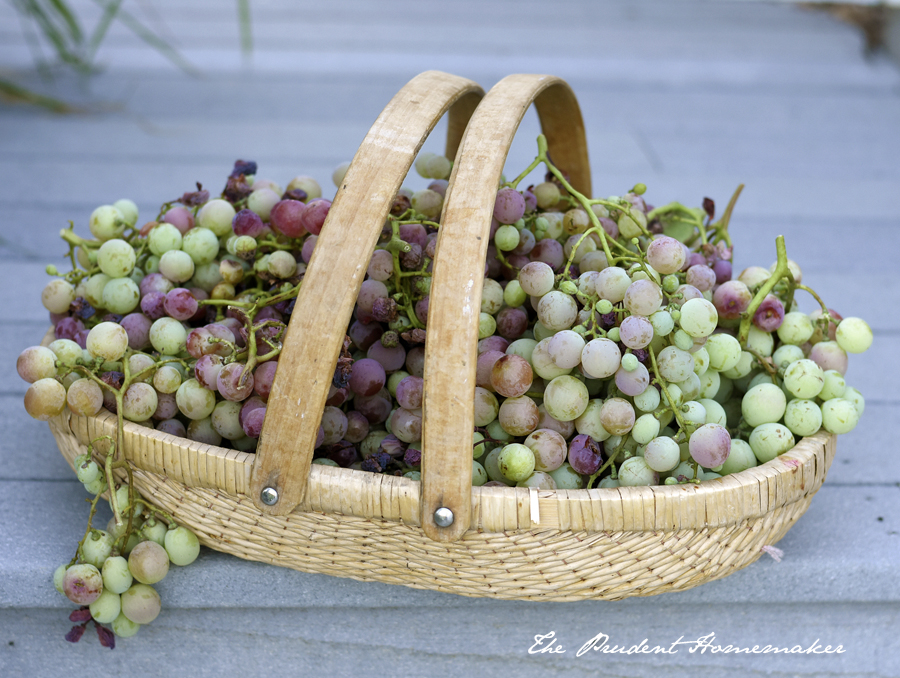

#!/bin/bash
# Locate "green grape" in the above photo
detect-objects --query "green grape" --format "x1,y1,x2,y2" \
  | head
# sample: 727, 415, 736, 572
140, 520, 168, 547
691, 347, 710, 375
842, 386, 865, 417
503, 280, 527, 307
705, 333, 742, 372
631, 413, 660, 444
772, 344, 805, 369
543, 375, 589, 422
198, 199, 237, 236
494, 224, 520, 251
159, 250, 195, 283
681, 400, 707, 427
741, 383, 786, 427
111, 611, 141, 638
721, 351, 753, 380
148, 223, 183, 255
191, 261, 224, 292
247, 187, 280, 220
478, 312, 497, 339
81, 529, 115, 568
821, 398, 860, 434
97, 239, 136, 278
678, 298, 718, 338
621, 353, 639, 372
122, 382, 158, 422
102, 556, 133, 594
178, 227, 217, 266
643, 436, 680, 472
782, 359, 825, 399
718, 439, 757, 475
618, 456, 658, 486
633, 386, 661, 412
89, 589, 121, 624
548, 462, 584, 489
113, 198, 138, 226
150, 318, 187, 355
472, 460, 488, 486
573, 399, 611, 441
749, 423, 795, 463
784, 399, 823, 437
818, 370, 846, 401
83, 475, 109, 495
53, 563, 67, 594
698, 398, 727, 426
153, 365, 183, 394
777, 312, 815, 345
517, 471, 557, 489
89, 205, 126, 240
672, 329, 694, 351
164, 526, 201, 566
102, 277, 141, 314
746, 325, 775, 357
835, 317, 873, 354
497, 443, 536, 482
87, 321, 129, 361
121, 584, 161, 624
76, 458, 101, 485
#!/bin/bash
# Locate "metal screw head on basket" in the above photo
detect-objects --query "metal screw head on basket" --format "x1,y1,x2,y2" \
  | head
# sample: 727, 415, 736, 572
433, 507, 454, 527
260, 487, 279, 506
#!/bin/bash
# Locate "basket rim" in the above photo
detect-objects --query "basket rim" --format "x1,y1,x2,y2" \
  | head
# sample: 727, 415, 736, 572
52, 385, 836, 535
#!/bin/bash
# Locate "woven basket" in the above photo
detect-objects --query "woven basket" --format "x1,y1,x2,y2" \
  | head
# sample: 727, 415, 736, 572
46, 71, 838, 601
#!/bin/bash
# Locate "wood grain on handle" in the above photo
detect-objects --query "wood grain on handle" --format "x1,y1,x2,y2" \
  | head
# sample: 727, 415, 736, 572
421, 74, 590, 541
250, 71, 484, 515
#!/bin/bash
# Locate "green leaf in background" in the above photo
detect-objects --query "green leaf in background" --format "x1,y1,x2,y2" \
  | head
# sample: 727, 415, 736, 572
4, 0, 254, 111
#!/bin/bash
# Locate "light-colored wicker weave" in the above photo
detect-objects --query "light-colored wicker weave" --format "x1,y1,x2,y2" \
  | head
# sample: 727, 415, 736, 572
44, 70, 839, 601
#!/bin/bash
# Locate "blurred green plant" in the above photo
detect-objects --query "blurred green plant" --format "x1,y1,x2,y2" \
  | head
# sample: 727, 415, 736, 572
1, 0, 252, 111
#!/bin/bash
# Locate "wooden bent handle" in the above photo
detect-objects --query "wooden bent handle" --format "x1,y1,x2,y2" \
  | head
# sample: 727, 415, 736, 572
251, 71, 484, 515
421, 74, 591, 541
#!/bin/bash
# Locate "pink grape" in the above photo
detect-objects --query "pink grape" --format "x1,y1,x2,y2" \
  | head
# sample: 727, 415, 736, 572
217, 362, 255, 401
493, 187, 526, 224
689, 424, 731, 468
269, 199, 307, 237
300, 199, 331, 235
350, 358, 386, 397
232, 209, 265, 237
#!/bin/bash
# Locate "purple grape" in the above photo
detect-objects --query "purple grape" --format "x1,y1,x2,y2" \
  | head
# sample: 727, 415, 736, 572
300, 235, 317, 263
55, 316, 84, 341
476, 350, 505, 390
186, 328, 213, 359
344, 410, 370, 443
712, 280, 751, 320
689, 424, 731, 468
232, 209, 265, 237
353, 394, 392, 424
599, 217, 618, 240
140, 291, 167, 320
349, 320, 383, 351
326, 441, 358, 467
414, 296, 430, 326
256, 306, 283, 323
253, 360, 278, 400
529, 238, 564, 271
121, 312, 152, 350
74, 329, 89, 349
269, 199, 307, 238
712, 258, 733, 284
140, 272, 174, 297
493, 188, 526, 224
240, 396, 265, 427
405, 346, 425, 377
496, 307, 528, 340
163, 206, 194, 234
618, 315, 653, 349
152, 392, 178, 420
686, 265, 716, 292
522, 188, 537, 212
671, 284, 703, 308
753, 294, 785, 332
217, 362, 254, 401
241, 406, 266, 438
367, 341, 406, 373
163, 288, 198, 322
396, 375, 424, 409
156, 418, 186, 437
399, 223, 427, 249
568, 434, 603, 475
615, 362, 650, 397
195, 355, 224, 390
478, 335, 509, 354
300, 199, 331, 236
349, 358, 386, 397
326, 385, 349, 407
427, 179, 448, 198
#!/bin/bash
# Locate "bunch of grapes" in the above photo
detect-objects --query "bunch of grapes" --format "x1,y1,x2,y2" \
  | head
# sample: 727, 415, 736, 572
17, 139, 872, 642
50, 465, 199, 646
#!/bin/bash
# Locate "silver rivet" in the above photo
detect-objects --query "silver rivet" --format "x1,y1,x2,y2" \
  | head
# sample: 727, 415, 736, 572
433, 507, 454, 527
260, 487, 279, 505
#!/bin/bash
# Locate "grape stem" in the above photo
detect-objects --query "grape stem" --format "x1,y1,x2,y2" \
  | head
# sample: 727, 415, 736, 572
70, 492, 104, 568
647, 345, 692, 436
737, 235, 794, 346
